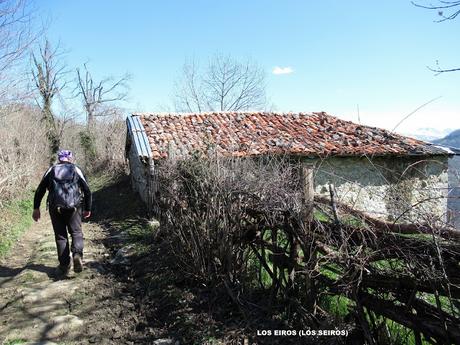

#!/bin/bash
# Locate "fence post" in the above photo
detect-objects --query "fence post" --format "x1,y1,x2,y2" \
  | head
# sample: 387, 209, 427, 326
289, 161, 314, 284
299, 160, 316, 310
300, 161, 314, 224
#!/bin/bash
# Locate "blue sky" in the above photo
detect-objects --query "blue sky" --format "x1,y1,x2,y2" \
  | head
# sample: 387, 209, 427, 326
38, 0, 459, 133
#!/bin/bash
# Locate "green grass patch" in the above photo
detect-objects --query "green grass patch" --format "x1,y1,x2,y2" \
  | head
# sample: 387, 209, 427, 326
341, 214, 367, 227
38, 244, 57, 253
259, 254, 275, 287
108, 219, 156, 256
319, 294, 353, 318
0, 196, 33, 258
88, 172, 117, 192
320, 263, 341, 280
89, 173, 153, 256
370, 258, 405, 272
418, 292, 459, 315
314, 209, 331, 222
125, 221, 156, 243
368, 315, 431, 345
313, 209, 369, 228
17, 271, 41, 284
3, 339, 28, 345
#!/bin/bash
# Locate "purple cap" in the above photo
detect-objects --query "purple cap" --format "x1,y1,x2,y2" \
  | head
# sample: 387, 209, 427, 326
57, 150, 73, 162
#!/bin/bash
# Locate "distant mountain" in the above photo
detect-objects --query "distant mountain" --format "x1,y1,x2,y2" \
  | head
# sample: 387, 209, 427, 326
402, 128, 455, 142
433, 129, 460, 149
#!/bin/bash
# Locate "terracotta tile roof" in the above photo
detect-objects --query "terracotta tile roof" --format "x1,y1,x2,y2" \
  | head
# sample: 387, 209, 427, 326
134, 112, 447, 160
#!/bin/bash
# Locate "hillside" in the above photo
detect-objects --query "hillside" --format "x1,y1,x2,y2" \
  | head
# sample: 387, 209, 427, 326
433, 129, 460, 148
403, 127, 455, 142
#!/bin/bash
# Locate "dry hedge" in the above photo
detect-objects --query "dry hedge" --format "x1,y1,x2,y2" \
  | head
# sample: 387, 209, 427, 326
154, 155, 460, 344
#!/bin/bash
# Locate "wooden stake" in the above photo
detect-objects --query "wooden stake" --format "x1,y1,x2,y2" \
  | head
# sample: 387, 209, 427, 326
298, 160, 316, 310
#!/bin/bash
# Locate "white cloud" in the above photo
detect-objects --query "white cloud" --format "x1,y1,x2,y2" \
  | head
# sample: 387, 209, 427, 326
272, 66, 294, 75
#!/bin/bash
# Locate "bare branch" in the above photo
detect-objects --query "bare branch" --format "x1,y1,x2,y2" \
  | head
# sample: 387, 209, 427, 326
30, 39, 69, 160
75, 63, 129, 127
0, 0, 39, 101
174, 54, 266, 112
428, 61, 460, 74
412, 0, 460, 21
413, 1, 460, 73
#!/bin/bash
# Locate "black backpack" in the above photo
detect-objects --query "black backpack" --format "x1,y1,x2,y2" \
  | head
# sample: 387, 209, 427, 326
48, 163, 82, 210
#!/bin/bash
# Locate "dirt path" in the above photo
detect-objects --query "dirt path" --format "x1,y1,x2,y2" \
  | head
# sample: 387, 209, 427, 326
0, 212, 139, 345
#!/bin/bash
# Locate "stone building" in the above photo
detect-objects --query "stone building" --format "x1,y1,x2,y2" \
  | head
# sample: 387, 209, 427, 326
125, 111, 453, 224
444, 147, 460, 228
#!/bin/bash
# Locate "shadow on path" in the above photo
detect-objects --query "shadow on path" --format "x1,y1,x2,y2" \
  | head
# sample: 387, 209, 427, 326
91, 174, 147, 225
0, 263, 54, 278
0, 263, 56, 289
0, 174, 145, 345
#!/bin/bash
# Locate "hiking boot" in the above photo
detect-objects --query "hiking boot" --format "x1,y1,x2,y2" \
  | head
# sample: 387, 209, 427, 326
56, 264, 70, 277
73, 253, 83, 273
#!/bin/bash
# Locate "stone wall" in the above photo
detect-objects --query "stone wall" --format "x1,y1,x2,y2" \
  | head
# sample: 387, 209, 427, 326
126, 137, 150, 205
312, 156, 449, 223
127, 144, 450, 224
447, 155, 460, 228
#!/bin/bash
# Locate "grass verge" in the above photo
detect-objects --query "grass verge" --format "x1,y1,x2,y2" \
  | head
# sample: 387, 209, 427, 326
0, 196, 33, 258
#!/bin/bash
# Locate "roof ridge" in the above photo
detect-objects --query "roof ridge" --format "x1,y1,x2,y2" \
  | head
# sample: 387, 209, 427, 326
132, 111, 413, 136
133, 111, 320, 117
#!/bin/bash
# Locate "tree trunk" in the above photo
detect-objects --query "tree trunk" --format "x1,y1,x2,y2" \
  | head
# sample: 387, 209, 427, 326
42, 103, 59, 164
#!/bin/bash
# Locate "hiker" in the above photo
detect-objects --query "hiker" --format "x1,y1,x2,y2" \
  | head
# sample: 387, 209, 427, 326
32, 150, 92, 276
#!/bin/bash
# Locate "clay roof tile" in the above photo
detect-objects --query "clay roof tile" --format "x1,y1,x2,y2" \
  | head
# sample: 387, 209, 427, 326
136, 112, 446, 160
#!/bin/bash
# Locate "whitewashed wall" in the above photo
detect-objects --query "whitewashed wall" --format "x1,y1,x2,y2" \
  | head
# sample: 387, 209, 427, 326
447, 155, 460, 228
313, 156, 449, 223
127, 138, 150, 205
127, 145, 450, 224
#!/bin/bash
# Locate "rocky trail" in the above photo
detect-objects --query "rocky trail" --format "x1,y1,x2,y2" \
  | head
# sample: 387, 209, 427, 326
0, 175, 170, 345
0, 176, 245, 345
0, 209, 142, 345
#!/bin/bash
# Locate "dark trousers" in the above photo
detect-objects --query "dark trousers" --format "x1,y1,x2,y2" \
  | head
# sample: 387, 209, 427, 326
49, 207, 84, 267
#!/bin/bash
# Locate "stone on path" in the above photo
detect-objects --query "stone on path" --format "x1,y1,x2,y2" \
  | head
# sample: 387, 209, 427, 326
46, 314, 84, 338
153, 338, 179, 345
21, 280, 79, 304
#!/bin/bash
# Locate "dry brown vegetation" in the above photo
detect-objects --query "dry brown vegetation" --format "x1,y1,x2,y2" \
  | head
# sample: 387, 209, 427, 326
152, 155, 460, 344
0, 103, 127, 208
0, 103, 48, 204
59, 114, 128, 175
0, 0, 128, 208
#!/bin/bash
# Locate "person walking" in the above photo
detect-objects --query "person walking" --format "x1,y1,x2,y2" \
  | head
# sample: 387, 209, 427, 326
32, 150, 92, 276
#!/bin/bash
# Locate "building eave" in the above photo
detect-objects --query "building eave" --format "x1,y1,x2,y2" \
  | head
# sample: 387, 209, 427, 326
126, 115, 152, 159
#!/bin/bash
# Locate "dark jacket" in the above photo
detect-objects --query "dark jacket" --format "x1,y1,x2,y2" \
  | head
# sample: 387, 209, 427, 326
33, 162, 92, 212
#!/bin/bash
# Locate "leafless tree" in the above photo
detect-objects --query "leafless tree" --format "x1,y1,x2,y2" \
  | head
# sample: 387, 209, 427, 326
31, 40, 68, 161
74, 64, 129, 171
0, 0, 37, 100
75, 63, 129, 128
174, 59, 204, 113
174, 54, 266, 112
413, 1, 460, 73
